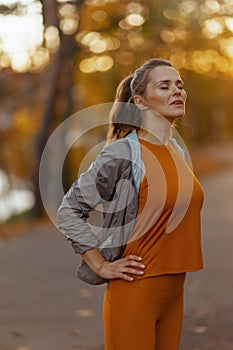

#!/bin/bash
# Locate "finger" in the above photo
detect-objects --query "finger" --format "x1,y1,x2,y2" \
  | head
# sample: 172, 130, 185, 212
125, 260, 145, 269
121, 267, 144, 276
118, 273, 134, 282
127, 255, 143, 261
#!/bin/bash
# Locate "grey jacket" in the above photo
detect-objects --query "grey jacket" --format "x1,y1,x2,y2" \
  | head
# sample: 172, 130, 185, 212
56, 130, 142, 262
56, 130, 187, 264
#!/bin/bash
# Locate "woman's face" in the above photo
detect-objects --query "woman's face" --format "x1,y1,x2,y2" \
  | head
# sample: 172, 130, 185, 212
140, 66, 187, 122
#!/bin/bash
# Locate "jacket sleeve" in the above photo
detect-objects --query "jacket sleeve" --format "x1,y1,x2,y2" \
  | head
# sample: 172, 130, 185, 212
56, 140, 129, 255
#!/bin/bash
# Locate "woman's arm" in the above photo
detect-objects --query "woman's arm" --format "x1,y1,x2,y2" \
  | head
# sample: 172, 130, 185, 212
57, 139, 145, 280
57, 140, 126, 254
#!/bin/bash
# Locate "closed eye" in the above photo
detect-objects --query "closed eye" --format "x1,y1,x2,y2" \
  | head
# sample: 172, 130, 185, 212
157, 79, 184, 90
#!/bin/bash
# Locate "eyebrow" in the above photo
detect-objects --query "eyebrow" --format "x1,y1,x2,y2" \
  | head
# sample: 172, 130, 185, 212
156, 79, 184, 85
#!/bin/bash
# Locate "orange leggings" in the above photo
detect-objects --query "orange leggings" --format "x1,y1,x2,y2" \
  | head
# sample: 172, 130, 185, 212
103, 273, 186, 350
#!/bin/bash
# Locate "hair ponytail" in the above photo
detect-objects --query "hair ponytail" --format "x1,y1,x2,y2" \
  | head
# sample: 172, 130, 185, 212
106, 75, 142, 143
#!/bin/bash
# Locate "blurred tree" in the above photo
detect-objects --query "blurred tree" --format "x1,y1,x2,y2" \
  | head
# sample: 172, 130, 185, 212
32, 0, 85, 216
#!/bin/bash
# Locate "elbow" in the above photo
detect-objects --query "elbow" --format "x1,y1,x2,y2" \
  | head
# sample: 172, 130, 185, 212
56, 204, 66, 232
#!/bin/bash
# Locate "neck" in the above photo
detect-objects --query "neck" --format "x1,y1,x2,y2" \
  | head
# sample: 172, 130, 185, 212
139, 109, 174, 145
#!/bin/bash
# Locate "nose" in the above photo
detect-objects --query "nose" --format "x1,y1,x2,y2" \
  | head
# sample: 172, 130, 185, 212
171, 84, 181, 95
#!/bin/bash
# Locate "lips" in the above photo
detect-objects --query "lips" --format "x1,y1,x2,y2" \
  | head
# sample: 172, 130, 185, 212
170, 100, 184, 105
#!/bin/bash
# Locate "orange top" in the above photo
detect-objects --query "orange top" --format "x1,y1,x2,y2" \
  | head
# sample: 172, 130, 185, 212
123, 139, 204, 278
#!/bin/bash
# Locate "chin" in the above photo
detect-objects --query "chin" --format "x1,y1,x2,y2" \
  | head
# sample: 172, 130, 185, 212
165, 114, 184, 123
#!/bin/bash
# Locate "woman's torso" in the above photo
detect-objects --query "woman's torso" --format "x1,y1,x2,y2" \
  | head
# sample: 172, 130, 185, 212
122, 139, 204, 278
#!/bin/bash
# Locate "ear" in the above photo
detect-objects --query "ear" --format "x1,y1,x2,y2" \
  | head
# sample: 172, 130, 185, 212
133, 95, 148, 110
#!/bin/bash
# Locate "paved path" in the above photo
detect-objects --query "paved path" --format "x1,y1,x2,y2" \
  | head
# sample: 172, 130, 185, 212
0, 146, 233, 350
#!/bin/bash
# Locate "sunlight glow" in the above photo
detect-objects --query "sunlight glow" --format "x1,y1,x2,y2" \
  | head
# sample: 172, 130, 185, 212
90, 39, 108, 53
80, 31, 101, 46
77, 31, 120, 53
178, 0, 197, 15
58, 3, 78, 17
203, 18, 224, 38
45, 26, 60, 52
96, 55, 114, 71
79, 58, 95, 73
166, 48, 233, 78
160, 29, 176, 43
1, 0, 233, 78
0, 0, 12, 4
127, 2, 145, 14
219, 37, 233, 57
0, 0, 45, 72
188, 50, 213, 73
0, 170, 35, 223
225, 17, 233, 32
11, 52, 31, 73
0, 189, 35, 222
203, 0, 220, 13
60, 18, 78, 35
31, 48, 50, 71
79, 55, 113, 73
170, 51, 186, 68
125, 14, 145, 26
0, 14, 43, 54
0, 54, 10, 68
215, 55, 230, 72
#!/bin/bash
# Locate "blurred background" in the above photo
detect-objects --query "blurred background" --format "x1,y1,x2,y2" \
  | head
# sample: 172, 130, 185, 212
0, 0, 233, 226
0, 1, 233, 350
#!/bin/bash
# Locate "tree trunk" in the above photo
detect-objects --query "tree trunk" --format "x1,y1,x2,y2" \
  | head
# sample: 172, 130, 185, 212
31, 0, 84, 217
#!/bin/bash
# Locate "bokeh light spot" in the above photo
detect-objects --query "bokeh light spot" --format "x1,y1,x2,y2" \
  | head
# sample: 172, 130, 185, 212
178, 0, 197, 15
92, 10, 108, 22
31, 47, 50, 71
160, 29, 176, 43
125, 14, 145, 27
128, 33, 145, 50
203, 0, 220, 13
203, 18, 224, 38
127, 2, 145, 14
225, 17, 233, 32
44, 26, 60, 52
58, 4, 77, 18
90, 39, 108, 53
79, 55, 113, 73
96, 55, 113, 71
219, 37, 233, 57
81, 31, 101, 46
79, 57, 97, 73
11, 52, 31, 73
163, 9, 177, 20
59, 18, 78, 35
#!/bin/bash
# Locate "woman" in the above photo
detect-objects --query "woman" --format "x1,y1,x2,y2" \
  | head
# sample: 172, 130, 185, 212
57, 58, 204, 350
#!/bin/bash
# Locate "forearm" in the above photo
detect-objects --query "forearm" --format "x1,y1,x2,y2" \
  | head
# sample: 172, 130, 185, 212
81, 247, 105, 275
